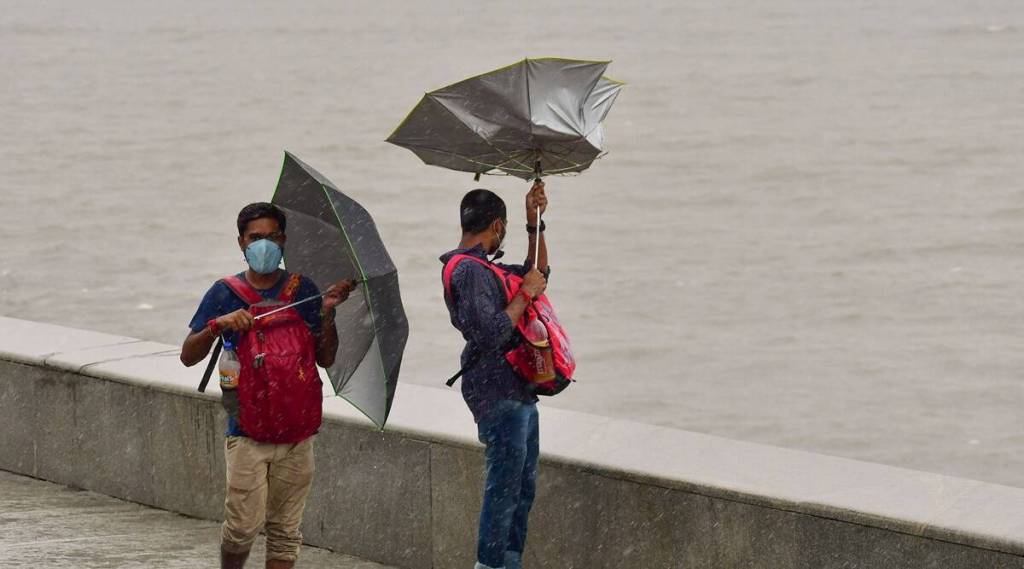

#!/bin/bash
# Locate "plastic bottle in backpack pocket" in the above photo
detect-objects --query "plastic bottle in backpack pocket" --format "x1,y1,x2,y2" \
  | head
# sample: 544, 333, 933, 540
219, 340, 240, 390
523, 318, 556, 383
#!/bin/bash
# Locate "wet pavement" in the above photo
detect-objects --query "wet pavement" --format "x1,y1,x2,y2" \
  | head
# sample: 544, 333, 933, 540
0, 470, 396, 568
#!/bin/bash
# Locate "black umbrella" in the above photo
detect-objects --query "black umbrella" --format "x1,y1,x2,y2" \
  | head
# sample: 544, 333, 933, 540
386, 57, 624, 180
387, 57, 624, 262
271, 151, 408, 429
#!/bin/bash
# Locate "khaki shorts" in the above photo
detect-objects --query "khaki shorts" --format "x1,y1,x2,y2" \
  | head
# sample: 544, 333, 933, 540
221, 435, 315, 562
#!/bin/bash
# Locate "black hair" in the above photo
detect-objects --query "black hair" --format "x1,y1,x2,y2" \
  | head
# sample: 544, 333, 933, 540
460, 189, 506, 234
237, 202, 287, 236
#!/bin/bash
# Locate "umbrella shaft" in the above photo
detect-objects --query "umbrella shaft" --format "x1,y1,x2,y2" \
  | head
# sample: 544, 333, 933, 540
534, 205, 542, 268
254, 293, 326, 320
533, 162, 542, 268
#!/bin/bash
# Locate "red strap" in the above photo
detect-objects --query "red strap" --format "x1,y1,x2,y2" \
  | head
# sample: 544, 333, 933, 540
278, 273, 303, 303
223, 272, 305, 306
222, 275, 266, 306
442, 255, 511, 301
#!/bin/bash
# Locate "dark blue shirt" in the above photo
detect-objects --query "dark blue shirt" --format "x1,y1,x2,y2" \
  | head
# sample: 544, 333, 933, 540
440, 245, 540, 423
188, 271, 322, 436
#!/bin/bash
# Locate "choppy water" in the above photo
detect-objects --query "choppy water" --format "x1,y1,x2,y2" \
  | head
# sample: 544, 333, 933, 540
3, 1, 1024, 486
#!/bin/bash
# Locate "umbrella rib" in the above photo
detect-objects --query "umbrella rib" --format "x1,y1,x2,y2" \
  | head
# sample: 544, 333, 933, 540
405, 142, 534, 175
429, 146, 520, 173
462, 145, 539, 174
270, 152, 290, 203
404, 139, 599, 176
492, 150, 538, 174
543, 139, 591, 171
320, 183, 389, 431
488, 143, 600, 175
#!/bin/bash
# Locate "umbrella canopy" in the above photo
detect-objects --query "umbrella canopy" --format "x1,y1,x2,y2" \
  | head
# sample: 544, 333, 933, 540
271, 151, 408, 429
387, 57, 624, 180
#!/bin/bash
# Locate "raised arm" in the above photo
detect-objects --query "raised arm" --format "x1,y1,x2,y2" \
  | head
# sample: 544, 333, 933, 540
525, 180, 549, 273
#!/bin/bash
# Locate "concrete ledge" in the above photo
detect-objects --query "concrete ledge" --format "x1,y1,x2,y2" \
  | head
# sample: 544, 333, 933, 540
2, 316, 1024, 568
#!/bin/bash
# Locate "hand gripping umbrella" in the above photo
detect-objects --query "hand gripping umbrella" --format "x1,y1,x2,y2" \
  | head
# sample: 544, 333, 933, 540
387, 57, 623, 259
271, 151, 408, 429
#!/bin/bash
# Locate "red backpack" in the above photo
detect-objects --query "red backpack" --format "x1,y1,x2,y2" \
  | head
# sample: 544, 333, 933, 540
221, 273, 322, 444
442, 255, 575, 396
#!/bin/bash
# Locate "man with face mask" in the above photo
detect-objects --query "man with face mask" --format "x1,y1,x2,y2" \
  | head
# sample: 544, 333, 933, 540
180, 202, 355, 569
439, 182, 549, 569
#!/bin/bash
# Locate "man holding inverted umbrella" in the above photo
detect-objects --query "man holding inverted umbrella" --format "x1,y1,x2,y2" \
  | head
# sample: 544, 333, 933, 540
389, 57, 622, 569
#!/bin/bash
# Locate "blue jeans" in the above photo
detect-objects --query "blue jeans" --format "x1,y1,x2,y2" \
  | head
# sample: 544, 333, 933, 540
474, 400, 539, 569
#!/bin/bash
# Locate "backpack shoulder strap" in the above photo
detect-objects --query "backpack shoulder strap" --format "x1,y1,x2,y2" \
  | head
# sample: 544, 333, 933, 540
197, 336, 223, 393
277, 272, 303, 303
440, 255, 512, 388
442, 254, 506, 300
222, 275, 264, 306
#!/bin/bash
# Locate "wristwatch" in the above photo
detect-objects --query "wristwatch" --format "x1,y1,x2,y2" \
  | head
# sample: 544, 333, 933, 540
525, 220, 546, 234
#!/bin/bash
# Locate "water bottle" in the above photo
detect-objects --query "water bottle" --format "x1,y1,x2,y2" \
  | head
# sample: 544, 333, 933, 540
218, 340, 240, 390
523, 318, 556, 383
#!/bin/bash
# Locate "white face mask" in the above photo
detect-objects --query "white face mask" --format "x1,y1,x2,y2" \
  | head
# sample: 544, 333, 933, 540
490, 221, 506, 261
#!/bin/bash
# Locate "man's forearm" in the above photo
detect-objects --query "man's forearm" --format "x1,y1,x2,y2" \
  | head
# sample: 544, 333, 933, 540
504, 292, 531, 326
317, 315, 339, 368
181, 326, 218, 367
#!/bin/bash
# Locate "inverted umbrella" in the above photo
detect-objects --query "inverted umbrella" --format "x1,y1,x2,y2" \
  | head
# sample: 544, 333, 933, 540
271, 151, 408, 429
387, 57, 624, 180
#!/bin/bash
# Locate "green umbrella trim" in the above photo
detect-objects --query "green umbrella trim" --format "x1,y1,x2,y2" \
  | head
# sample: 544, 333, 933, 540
273, 152, 288, 198
320, 182, 388, 431
434, 57, 613, 93
272, 153, 363, 275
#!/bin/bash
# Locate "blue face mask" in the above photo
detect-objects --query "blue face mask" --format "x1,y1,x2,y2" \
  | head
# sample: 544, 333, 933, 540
244, 239, 283, 274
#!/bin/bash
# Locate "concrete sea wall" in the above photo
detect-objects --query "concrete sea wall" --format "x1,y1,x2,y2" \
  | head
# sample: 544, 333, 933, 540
2, 316, 1024, 568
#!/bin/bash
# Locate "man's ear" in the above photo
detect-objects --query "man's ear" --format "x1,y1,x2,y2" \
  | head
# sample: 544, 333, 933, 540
237, 235, 245, 251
